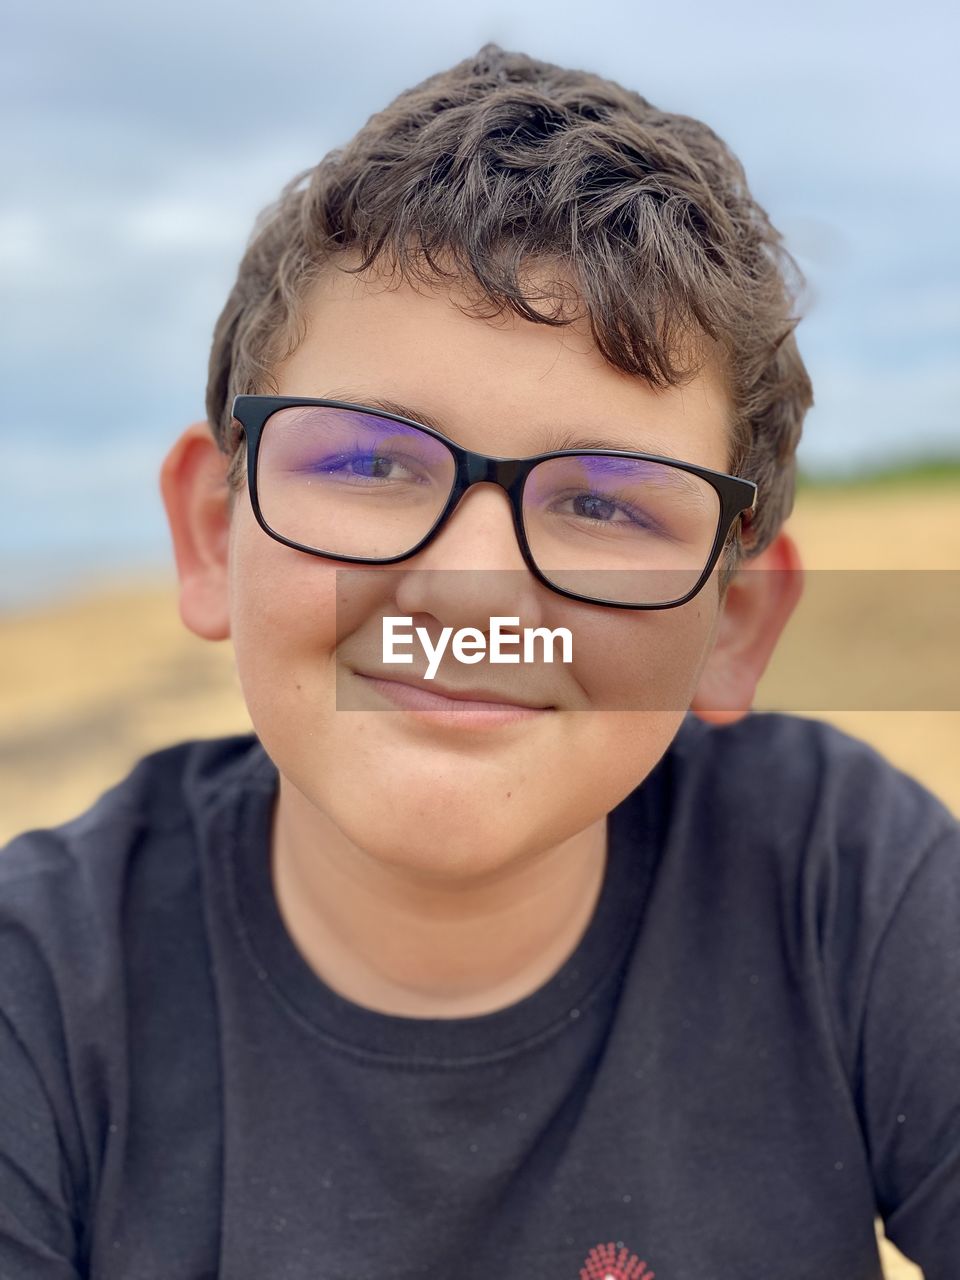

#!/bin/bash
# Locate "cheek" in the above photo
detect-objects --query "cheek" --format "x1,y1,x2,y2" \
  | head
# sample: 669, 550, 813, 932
570, 599, 718, 713
227, 518, 342, 712
227, 515, 403, 743
554, 605, 717, 803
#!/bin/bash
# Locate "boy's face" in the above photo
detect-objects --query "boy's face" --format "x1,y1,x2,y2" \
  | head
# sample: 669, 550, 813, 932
216, 256, 734, 877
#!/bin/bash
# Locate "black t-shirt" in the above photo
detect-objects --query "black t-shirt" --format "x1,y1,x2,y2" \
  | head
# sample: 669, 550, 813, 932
1, 712, 958, 1279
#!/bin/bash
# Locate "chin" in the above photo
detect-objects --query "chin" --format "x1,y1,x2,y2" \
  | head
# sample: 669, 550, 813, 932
334, 796, 538, 882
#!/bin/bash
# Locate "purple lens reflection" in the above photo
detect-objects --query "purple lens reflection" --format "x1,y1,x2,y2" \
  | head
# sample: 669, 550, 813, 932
523, 454, 721, 604
257, 405, 456, 558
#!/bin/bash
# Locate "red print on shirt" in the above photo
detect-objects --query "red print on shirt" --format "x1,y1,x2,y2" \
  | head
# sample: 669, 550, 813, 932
579, 1241, 655, 1279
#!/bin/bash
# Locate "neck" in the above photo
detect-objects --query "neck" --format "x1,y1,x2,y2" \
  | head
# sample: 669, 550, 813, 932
270, 778, 609, 1019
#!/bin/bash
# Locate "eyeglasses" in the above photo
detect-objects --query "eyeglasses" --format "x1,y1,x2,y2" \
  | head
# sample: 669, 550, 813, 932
229, 395, 757, 609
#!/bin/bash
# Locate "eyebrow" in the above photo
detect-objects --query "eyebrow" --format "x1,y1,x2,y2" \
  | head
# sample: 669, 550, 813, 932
323, 390, 680, 458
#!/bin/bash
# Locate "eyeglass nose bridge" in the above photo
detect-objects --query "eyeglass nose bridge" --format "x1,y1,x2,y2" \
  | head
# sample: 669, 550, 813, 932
441, 450, 536, 570
461, 451, 528, 493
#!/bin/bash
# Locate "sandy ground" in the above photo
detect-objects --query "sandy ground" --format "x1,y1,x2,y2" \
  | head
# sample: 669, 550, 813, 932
1, 480, 957, 1278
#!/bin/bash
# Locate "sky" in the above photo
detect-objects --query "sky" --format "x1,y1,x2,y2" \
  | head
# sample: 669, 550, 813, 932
2, 0, 958, 606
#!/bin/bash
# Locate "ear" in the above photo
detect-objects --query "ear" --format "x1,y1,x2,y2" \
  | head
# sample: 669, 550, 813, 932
158, 421, 233, 641
690, 529, 804, 725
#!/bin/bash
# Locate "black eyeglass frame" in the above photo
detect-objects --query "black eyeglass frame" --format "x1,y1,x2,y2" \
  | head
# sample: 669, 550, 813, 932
230, 394, 758, 611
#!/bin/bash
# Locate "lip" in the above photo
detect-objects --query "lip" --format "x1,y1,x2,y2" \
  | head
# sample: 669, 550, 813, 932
353, 671, 556, 725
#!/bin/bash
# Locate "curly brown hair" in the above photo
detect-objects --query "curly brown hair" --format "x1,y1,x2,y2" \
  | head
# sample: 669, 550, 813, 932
206, 43, 814, 559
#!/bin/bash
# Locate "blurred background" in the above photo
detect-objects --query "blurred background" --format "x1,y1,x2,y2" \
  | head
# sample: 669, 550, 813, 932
3, 0, 959, 607
1, 1, 958, 1272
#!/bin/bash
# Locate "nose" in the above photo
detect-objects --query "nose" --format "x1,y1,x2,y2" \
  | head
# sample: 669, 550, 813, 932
391, 482, 548, 633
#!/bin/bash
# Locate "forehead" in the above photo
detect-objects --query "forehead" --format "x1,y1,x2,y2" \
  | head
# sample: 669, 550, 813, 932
271, 256, 733, 471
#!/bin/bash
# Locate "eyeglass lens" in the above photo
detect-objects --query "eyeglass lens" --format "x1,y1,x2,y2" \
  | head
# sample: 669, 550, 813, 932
255, 405, 722, 605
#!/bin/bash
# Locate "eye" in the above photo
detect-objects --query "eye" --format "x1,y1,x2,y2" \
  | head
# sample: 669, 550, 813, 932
307, 446, 429, 485
548, 488, 666, 534
568, 493, 633, 523
341, 454, 399, 480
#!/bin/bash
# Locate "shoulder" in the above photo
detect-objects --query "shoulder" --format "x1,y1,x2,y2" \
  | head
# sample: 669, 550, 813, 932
668, 710, 957, 865
0, 731, 266, 1051
663, 711, 958, 981
0, 733, 265, 1269
0, 731, 264, 921
666, 712, 960, 1066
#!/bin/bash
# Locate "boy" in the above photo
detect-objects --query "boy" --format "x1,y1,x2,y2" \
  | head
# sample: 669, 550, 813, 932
1, 43, 957, 1280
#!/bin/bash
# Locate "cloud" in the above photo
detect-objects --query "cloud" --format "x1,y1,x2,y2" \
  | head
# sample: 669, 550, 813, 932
3, 0, 957, 602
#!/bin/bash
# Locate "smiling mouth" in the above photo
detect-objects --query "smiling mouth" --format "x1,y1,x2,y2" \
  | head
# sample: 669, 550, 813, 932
352, 671, 557, 717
